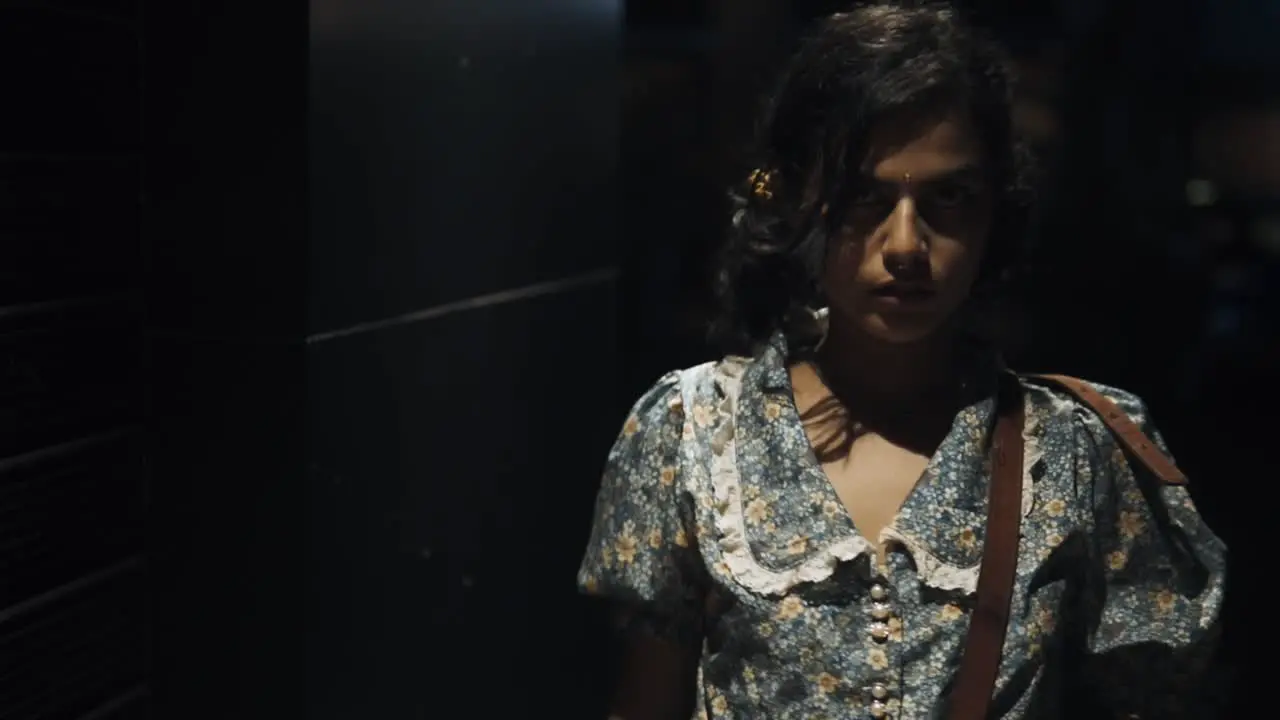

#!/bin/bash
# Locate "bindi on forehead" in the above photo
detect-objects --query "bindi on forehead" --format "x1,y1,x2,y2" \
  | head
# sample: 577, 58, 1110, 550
863, 115, 984, 185
869, 159, 984, 188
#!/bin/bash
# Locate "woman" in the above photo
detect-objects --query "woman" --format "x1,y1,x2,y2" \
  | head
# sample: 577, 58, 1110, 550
578, 3, 1226, 719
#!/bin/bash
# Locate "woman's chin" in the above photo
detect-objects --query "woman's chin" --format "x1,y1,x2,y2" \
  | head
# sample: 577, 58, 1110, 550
857, 312, 947, 345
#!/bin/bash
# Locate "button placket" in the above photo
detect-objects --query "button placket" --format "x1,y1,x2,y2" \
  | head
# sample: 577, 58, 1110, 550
865, 580, 898, 719
867, 581, 895, 644
869, 582, 889, 602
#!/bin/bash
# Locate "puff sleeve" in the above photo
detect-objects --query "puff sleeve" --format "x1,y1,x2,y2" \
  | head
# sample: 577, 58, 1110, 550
577, 371, 705, 645
1073, 387, 1229, 717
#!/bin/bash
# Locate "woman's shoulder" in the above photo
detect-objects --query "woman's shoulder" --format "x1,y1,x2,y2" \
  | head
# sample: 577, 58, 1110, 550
1019, 375, 1164, 466
632, 355, 763, 410
619, 361, 720, 436
618, 356, 769, 454
1020, 375, 1153, 425
1022, 374, 1148, 411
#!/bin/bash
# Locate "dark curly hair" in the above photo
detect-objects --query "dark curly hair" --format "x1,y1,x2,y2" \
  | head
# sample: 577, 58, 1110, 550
710, 1, 1035, 356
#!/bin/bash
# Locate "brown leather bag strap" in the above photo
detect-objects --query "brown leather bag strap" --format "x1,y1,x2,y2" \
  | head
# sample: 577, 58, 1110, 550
1026, 374, 1188, 486
949, 375, 1026, 720
949, 373, 1187, 720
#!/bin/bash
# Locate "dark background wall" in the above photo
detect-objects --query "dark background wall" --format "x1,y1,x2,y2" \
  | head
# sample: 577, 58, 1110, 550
143, 1, 307, 718
0, 2, 148, 718
2, 0, 1273, 718
307, 2, 621, 717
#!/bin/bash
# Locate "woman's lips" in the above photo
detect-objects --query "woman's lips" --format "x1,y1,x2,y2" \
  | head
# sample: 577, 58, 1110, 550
870, 284, 936, 306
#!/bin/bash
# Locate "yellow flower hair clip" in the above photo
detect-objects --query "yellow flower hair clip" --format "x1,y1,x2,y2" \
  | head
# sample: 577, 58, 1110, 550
747, 168, 774, 200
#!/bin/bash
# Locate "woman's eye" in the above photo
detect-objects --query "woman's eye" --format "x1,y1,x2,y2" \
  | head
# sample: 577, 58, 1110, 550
851, 186, 892, 207
924, 182, 980, 208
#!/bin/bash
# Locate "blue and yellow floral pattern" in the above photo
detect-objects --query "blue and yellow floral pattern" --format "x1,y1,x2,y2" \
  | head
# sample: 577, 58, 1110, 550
578, 332, 1226, 719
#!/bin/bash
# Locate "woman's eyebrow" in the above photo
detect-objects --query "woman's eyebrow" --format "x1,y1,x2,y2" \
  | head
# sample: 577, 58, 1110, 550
859, 163, 986, 188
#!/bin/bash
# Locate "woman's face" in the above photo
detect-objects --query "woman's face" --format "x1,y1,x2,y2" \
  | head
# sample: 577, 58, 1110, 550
822, 111, 994, 344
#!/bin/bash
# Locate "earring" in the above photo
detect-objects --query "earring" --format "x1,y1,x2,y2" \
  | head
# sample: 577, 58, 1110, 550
811, 306, 830, 351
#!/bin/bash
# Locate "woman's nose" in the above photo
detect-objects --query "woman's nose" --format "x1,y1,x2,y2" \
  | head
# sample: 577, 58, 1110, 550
881, 197, 928, 276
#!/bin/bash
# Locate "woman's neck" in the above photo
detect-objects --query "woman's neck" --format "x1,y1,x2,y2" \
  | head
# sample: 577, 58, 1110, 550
815, 321, 966, 407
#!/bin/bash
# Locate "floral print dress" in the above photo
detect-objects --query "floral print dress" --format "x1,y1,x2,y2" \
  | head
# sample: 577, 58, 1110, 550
577, 333, 1226, 719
